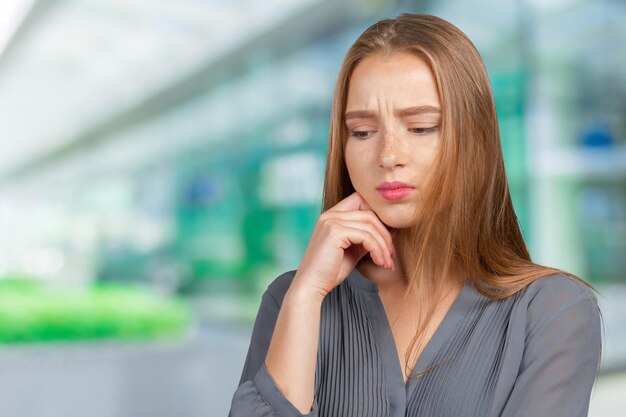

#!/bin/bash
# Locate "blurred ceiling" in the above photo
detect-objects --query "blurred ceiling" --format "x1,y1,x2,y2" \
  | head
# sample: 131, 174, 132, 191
0, 0, 320, 179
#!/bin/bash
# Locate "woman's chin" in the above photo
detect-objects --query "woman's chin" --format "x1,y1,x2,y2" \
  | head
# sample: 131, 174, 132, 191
379, 220, 408, 231
378, 208, 421, 229
366, 201, 417, 228
376, 212, 413, 228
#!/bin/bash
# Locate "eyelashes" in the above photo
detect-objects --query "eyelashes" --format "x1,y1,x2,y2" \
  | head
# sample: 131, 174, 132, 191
348, 126, 439, 139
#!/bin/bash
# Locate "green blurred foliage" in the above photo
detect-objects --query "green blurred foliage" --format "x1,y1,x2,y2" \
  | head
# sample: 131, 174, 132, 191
0, 276, 193, 344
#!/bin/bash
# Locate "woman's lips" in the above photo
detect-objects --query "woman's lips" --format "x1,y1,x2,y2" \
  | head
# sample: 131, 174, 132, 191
377, 187, 414, 201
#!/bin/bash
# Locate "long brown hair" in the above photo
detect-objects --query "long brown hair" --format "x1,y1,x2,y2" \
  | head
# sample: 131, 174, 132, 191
321, 13, 604, 379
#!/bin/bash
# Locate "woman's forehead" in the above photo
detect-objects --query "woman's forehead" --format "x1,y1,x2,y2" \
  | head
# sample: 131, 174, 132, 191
346, 52, 440, 112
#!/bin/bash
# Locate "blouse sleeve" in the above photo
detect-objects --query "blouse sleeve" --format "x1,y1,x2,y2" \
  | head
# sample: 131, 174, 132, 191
500, 282, 602, 417
228, 289, 320, 417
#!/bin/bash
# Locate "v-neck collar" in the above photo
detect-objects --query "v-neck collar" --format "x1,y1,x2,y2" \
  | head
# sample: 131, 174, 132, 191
346, 267, 474, 414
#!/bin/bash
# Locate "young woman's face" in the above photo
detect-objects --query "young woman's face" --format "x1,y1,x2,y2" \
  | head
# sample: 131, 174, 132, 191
344, 52, 442, 229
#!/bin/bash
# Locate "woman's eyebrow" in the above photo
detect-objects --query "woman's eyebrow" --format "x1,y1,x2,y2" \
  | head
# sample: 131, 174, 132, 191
344, 105, 441, 120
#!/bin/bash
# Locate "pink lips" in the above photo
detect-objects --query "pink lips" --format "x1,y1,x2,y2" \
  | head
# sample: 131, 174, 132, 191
376, 181, 415, 202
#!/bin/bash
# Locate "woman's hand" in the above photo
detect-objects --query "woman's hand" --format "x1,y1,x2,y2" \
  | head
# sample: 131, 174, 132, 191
292, 191, 397, 300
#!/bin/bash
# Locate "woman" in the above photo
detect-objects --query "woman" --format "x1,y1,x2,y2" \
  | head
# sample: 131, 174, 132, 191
229, 13, 603, 417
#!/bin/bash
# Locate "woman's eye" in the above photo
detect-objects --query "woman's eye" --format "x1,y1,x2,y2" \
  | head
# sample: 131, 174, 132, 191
409, 126, 439, 135
348, 126, 439, 139
348, 130, 373, 139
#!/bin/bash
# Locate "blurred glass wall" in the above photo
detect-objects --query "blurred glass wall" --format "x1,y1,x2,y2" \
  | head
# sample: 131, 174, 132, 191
0, 0, 624, 416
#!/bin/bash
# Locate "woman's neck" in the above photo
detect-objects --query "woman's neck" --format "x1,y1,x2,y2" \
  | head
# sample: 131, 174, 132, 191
356, 256, 408, 293
356, 256, 466, 296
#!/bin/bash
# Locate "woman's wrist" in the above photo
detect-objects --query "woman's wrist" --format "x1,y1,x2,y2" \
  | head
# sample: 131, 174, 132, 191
286, 273, 327, 306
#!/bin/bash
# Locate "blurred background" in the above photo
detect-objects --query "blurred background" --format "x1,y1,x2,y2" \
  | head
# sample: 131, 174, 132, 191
0, 0, 624, 416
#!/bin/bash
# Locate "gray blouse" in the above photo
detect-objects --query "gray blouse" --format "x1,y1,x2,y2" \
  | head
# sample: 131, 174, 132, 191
228, 266, 602, 417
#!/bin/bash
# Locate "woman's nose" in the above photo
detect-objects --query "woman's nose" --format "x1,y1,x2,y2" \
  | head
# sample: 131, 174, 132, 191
378, 130, 404, 168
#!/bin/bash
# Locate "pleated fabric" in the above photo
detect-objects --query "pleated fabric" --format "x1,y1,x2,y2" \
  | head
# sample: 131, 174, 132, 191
228, 267, 602, 417
316, 272, 389, 417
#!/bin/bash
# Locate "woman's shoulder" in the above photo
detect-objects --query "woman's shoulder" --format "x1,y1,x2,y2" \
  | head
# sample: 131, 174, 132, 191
265, 269, 298, 306
518, 273, 601, 331
522, 273, 598, 306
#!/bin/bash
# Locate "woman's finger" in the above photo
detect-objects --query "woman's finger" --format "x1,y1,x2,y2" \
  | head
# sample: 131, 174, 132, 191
327, 191, 370, 213
337, 223, 391, 269
334, 219, 392, 268
326, 210, 395, 263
